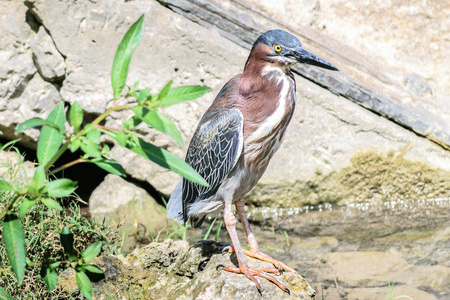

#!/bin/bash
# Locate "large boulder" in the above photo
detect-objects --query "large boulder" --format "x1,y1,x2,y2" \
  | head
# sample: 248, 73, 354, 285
0, 0, 449, 211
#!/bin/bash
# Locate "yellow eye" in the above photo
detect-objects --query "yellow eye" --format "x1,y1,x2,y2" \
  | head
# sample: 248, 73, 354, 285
274, 44, 282, 53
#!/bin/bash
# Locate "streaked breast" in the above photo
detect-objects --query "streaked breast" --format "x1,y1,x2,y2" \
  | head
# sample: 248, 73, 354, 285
243, 67, 296, 171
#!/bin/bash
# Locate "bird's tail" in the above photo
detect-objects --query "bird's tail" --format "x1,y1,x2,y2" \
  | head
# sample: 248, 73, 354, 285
166, 180, 184, 224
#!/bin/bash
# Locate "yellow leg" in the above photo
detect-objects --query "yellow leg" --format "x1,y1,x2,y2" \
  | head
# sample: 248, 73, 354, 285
234, 198, 299, 276
219, 199, 290, 295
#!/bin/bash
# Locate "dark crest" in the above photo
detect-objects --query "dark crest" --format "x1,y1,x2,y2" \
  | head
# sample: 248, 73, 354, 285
251, 30, 302, 51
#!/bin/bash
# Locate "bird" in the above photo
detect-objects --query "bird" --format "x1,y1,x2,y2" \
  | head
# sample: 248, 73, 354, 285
167, 29, 338, 294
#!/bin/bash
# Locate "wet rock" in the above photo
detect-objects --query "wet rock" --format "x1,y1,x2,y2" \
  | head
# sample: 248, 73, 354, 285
319, 252, 409, 287
345, 286, 438, 300
248, 151, 450, 209
30, 26, 66, 82
294, 236, 338, 250
398, 265, 450, 293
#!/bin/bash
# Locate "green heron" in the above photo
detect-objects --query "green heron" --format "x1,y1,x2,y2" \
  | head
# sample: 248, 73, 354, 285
168, 29, 338, 294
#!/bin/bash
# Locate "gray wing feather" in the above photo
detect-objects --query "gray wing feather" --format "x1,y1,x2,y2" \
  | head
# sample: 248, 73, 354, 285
182, 108, 243, 223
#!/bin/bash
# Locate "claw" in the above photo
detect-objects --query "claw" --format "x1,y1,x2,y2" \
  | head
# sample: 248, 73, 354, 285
216, 264, 225, 271
240, 248, 298, 277
275, 262, 284, 275
285, 287, 290, 295
222, 246, 232, 255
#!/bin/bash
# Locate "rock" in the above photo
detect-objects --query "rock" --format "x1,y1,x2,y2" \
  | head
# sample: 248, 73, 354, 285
89, 174, 168, 249
248, 150, 450, 208
15, 74, 62, 144
0, 150, 35, 185
319, 252, 410, 288
402, 73, 432, 96
0, 1, 36, 98
0, 1, 37, 140
398, 265, 450, 293
58, 240, 315, 299
24, 0, 247, 195
242, 0, 450, 123
58, 255, 126, 295
30, 26, 66, 82
345, 286, 438, 300
0, 0, 449, 214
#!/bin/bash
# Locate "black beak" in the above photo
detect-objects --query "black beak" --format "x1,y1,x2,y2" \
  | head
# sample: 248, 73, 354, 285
292, 47, 338, 71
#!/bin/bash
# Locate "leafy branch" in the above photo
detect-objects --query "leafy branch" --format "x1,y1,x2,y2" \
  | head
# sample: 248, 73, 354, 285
0, 14, 210, 300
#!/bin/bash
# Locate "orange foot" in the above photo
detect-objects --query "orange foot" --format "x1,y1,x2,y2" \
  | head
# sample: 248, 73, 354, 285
217, 264, 290, 295
224, 246, 299, 276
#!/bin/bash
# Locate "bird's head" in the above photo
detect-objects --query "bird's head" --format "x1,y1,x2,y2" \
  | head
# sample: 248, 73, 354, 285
247, 29, 338, 71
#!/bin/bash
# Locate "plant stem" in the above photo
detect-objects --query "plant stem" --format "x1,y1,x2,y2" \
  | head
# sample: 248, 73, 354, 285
93, 125, 121, 131
91, 103, 138, 128
48, 158, 86, 176
43, 103, 136, 174
0, 260, 75, 274
0, 194, 24, 220
43, 142, 69, 172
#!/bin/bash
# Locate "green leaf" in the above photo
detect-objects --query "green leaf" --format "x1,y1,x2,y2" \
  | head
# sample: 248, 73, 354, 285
123, 116, 142, 130
158, 85, 211, 107
84, 264, 103, 274
81, 241, 102, 262
44, 178, 77, 197
0, 180, 14, 191
131, 81, 140, 93
37, 102, 65, 167
132, 107, 184, 146
86, 129, 101, 144
80, 137, 101, 158
91, 159, 126, 177
70, 137, 81, 153
69, 102, 83, 131
60, 226, 74, 257
157, 80, 172, 101
19, 199, 36, 220
76, 271, 93, 300
16, 118, 61, 133
40, 265, 58, 290
41, 198, 64, 211
118, 135, 208, 186
24, 184, 37, 195
134, 88, 151, 103
111, 14, 145, 100
33, 166, 46, 190
3, 214, 26, 284
115, 131, 128, 147
0, 287, 15, 300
